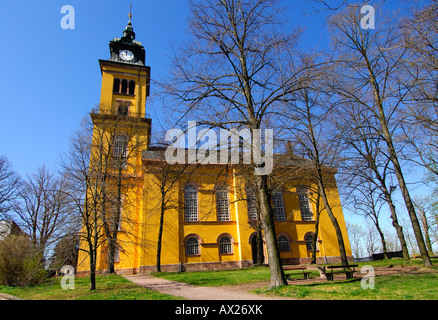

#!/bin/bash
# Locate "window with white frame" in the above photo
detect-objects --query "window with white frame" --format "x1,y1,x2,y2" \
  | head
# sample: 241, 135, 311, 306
246, 188, 258, 221
305, 233, 317, 251
297, 187, 313, 221
278, 235, 290, 252
185, 237, 199, 255
113, 135, 128, 158
219, 236, 233, 254
184, 185, 198, 221
216, 186, 230, 221
272, 191, 286, 221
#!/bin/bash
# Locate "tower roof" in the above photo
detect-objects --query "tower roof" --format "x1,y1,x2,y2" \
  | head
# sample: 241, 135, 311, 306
107, 5, 146, 66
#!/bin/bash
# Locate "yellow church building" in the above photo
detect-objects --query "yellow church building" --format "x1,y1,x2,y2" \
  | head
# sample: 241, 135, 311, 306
76, 16, 352, 276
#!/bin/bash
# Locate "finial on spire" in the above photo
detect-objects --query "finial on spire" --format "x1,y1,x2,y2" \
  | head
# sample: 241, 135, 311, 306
129, 3, 132, 22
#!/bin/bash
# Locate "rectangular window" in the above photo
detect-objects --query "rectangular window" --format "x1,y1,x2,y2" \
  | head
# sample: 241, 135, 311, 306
297, 187, 313, 221
184, 185, 198, 222
272, 191, 286, 221
246, 188, 258, 221
216, 187, 230, 221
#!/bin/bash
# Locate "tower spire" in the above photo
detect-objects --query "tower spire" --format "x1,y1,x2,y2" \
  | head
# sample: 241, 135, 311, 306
129, 3, 132, 23
123, 3, 135, 40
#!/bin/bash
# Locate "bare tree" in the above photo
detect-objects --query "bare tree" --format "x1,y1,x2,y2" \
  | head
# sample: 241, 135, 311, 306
163, 0, 310, 288
279, 76, 350, 266
13, 166, 75, 261
350, 178, 388, 259
327, 6, 432, 266
0, 156, 21, 217
336, 102, 410, 261
61, 117, 106, 290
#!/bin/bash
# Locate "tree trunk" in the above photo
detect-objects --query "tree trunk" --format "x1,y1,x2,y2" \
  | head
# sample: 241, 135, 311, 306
156, 195, 166, 272
382, 191, 410, 261
364, 53, 432, 267
418, 206, 434, 256
317, 179, 348, 266
256, 175, 287, 289
311, 190, 322, 264
88, 241, 96, 291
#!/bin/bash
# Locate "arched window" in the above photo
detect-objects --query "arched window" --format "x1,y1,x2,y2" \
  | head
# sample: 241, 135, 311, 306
113, 78, 120, 93
184, 185, 198, 221
246, 187, 257, 221
113, 135, 128, 158
128, 80, 135, 95
272, 191, 286, 221
298, 187, 313, 221
216, 186, 230, 221
121, 80, 128, 94
305, 233, 317, 251
278, 235, 290, 252
219, 236, 232, 254
185, 237, 199, 256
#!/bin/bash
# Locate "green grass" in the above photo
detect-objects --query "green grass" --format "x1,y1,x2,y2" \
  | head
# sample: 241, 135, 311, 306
153, 265, 272, 286
255, 271, 438, 300
2, 259, 437, 300
154, 258, 438, 300
0, 274, 181, 300
255, 258, 438, 300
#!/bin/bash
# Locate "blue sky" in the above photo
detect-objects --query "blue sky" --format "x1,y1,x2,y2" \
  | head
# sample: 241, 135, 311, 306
0, 0, 342, 177
0, 1, 424, 244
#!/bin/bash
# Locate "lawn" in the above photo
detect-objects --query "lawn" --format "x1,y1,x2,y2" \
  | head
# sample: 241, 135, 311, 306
155, 258, 438, 300
0, 274, 181, 300
255, 270, 438, 300
1, 259, 437, 300
153, 265, 272, 286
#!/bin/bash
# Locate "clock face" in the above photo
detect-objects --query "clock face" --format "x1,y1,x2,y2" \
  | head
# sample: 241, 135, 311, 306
119, 50, 134, 61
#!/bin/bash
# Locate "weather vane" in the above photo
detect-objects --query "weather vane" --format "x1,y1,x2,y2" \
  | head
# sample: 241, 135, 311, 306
129, 3, 132, 21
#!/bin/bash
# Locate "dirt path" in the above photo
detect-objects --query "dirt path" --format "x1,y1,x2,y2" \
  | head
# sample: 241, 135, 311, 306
124, 265, 422, 300
123, 275, 284, 300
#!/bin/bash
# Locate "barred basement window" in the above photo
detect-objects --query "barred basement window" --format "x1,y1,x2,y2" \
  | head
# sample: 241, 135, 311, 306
297, 187, 313, 221
246, 188, 257, 221
185, 237, 199, 256
216, 186, 230, 221
184, 185, 198, 221
272, 191, 286, 221
278, 235, 290, 252
219, 237, 232, 254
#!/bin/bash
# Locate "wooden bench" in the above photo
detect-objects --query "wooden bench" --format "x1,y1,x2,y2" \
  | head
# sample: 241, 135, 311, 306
283, 266, 312, 280
325, 264, 358, 281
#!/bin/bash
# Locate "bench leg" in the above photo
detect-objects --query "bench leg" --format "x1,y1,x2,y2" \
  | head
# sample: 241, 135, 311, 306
304, 273, 309, 280
326, 273, 334, 281
346, 271, 353, 279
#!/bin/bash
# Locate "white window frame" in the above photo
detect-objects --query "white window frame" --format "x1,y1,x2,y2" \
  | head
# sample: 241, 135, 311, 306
272, 191, 286, 221
297, 187, 313, 221
184, 185, 198, 222
278, 235, 290, 252
219, 236, 233, 254
216, 186, 230, 221
246, 188, 258, 221
185, 237, 200, 256
113, 135, 128, 158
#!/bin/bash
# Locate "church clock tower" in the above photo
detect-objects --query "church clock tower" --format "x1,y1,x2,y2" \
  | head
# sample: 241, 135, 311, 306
95, 10, 151, 122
